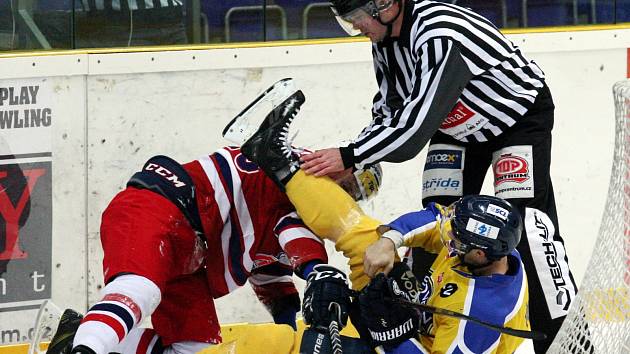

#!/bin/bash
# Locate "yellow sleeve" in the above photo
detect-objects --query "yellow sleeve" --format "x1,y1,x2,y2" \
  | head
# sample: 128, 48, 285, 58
402, 227, 443, 253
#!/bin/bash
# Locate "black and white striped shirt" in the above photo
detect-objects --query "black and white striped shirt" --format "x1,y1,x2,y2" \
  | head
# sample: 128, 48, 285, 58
78, 0, 182, 11
343, 0, 546, 169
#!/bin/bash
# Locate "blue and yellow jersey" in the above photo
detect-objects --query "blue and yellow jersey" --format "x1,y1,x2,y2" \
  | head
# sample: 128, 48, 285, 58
386, 204, 530, 354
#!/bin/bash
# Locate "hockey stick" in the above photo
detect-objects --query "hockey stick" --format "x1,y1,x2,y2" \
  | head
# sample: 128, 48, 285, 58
328, 302, 344, 354
28, 300, 63, 354
222, 78, 297, 145
394, 299, 547, 340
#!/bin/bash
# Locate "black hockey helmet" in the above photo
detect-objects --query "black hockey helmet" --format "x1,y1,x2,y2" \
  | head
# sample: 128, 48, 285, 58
330, 0, 400, 36
439, 195, 523, 261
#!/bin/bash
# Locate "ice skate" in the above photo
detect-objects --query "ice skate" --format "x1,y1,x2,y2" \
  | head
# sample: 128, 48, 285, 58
240, 89, 305, 189
46, 309, 83, 354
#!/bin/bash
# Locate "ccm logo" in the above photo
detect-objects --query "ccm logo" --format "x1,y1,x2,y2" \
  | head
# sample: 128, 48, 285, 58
494, 154, 529, 184
146, 163, 186, 187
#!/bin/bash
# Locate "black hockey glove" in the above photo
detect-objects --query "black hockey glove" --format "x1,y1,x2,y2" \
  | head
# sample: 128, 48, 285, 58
302, 264, 351, 331
358, 263, 420, 349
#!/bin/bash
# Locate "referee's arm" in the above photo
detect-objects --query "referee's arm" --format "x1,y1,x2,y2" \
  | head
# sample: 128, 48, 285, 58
340, 38, 473, 170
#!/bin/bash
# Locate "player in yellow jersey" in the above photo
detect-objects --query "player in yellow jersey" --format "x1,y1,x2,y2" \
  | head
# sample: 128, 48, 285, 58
238, 89, 529, 353
362, 195, 529, 353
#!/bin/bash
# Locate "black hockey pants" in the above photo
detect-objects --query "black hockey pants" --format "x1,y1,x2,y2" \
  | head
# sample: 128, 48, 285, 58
415, 84, 579, 354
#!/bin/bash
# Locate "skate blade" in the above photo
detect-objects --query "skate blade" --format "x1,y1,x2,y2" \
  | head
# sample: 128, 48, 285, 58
222, 78, 297, 145
28, 300, 63, 354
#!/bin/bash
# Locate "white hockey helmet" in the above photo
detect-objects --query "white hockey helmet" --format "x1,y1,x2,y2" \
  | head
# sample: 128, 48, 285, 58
337, 164, 383, 202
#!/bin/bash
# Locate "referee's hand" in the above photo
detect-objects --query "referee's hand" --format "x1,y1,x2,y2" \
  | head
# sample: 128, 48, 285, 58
300, 148, 344, 177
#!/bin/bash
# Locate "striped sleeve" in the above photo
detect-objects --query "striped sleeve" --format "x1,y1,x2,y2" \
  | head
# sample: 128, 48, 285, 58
274, 212, 328, 270
342, 1, 546, 167
348, 37, 472, 168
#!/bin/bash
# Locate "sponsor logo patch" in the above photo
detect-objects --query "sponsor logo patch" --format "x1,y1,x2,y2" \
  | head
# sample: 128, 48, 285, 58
422, 145, 465, 198
492, 146, 535, 199
424, 149, 463, 170
439, 101, 488, 139
441, 102, 476, 129
487, 204, 509, 221
494, 154, 529, 184
466, 218, 500, 239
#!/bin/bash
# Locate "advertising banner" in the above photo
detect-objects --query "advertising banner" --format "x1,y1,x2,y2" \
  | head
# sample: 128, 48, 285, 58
0, 78, 53, 344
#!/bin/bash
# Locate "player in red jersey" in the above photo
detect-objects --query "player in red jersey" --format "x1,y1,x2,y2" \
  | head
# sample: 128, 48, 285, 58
44, 146, 368, 354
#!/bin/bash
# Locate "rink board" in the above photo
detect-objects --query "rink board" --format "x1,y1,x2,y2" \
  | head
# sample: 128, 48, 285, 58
0, 27, 629, 348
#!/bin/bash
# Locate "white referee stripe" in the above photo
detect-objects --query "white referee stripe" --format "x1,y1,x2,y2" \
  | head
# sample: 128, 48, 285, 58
460, 89, 517, 126
361, 40, 450, 164
484, 122, 503, 137
471, 81, 528, 115
472, 131, 488, 142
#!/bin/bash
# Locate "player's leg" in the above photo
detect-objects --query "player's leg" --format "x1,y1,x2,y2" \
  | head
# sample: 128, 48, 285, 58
146, 271, 219, 354
240, 92, 388, 290
47, 188, 202, 354
286, 170, 384, 290
113, 328, 214, 354
491, 84, 578, 353
103, 272, 216, 354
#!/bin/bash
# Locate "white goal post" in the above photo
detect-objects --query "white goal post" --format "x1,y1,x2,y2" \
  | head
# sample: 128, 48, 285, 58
548, 80, 630, 353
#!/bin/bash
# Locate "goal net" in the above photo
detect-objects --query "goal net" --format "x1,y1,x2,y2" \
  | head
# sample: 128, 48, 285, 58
548, 79, 630, 353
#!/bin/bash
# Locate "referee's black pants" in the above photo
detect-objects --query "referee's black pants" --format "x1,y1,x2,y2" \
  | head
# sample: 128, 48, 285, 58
416, 83, 579, 353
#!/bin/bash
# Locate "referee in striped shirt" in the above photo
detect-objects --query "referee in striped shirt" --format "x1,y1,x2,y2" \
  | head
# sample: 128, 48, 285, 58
300, 1, 578, 352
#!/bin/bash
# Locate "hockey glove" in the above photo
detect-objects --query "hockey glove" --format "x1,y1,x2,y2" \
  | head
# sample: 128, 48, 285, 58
358, 263, 420, 349
270, 293, 300, 330
302, 264, 351, 331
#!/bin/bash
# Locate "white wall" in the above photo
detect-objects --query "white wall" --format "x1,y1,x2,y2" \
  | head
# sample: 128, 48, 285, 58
0, 28, 628, 339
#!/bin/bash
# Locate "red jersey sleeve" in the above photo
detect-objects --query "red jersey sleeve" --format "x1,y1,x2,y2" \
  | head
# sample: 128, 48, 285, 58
274, 211, 328, 271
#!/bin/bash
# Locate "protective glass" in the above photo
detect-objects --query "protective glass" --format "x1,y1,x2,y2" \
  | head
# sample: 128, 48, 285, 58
331, 0, 395, 36
439, 206, 470, 258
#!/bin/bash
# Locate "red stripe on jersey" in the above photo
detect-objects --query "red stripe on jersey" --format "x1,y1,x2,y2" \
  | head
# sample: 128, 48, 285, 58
103, 293, 142, 323
82, 313, 126, 341
136, 329, 157, 354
